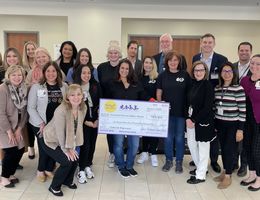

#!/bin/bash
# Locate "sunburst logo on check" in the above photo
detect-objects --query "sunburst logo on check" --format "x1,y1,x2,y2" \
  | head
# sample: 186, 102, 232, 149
104, 100, 117, 113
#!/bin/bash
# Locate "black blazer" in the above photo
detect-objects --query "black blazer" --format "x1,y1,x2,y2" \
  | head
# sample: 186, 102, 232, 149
233, 61, 252, 82
153, 52, 187, 73
84, 79, 102, 122
192, 52, 227, 88
187, 80, 215, 142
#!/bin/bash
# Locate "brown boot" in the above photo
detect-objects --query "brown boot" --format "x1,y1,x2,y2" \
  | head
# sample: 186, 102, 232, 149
213, 171, 225, 182
217, 175, 232, 189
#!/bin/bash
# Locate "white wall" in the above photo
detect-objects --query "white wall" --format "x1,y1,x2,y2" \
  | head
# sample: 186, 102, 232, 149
1, 2, 260, 64
0, 15, 67, 59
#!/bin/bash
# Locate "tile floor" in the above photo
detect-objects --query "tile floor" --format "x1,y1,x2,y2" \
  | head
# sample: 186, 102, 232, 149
0, 135, 259, 200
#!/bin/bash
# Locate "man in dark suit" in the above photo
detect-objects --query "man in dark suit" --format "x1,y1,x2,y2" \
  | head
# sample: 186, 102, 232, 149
192, 33, 228, 173
233, 41, 252, 177
126, 40, 142, 78
153, 33, 187, 73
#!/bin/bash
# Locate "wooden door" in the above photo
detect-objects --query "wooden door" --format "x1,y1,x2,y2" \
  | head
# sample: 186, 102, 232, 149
173, 38, 200, 73
129, 36, 159, 59
5, 32, 39, 55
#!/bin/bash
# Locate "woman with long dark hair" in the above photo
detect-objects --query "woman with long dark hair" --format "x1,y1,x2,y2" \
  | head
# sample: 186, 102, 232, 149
73, 64, 102, 183
213, 62, 246, 189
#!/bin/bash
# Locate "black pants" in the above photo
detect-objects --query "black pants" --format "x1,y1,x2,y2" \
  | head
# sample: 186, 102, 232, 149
244, 117, 260, 176
79, 125, 98, 171
1, 147, 24, 178
216, 119, 238, 175
234, 140, 247, 168
30, 124, 55, 172
107, 134, 114, 154
41, 138, 78, 191
210, 133, 220, 164
27, 122, 35, 148
141, 137, 159, 155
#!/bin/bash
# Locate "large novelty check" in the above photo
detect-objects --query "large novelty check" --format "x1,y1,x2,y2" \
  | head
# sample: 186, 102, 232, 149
98, 99, 170, 137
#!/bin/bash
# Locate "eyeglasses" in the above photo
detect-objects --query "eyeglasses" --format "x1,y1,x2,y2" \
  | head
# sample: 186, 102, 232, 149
221, 70, 233, 74
194, 69, 206, 73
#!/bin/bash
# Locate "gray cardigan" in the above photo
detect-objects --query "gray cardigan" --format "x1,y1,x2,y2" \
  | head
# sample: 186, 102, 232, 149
27, 82, 67, 127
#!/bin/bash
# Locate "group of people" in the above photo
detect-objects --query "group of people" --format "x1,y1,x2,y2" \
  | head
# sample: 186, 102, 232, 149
0, 31, 259, 196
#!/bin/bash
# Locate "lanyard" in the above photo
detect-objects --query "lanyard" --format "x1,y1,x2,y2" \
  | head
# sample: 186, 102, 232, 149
219, 87, 228, 106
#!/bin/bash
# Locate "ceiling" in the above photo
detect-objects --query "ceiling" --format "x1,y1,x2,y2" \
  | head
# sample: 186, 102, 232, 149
1, 0, 260, 7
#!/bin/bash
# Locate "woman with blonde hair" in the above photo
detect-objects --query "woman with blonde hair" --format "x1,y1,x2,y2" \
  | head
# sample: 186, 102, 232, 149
97, 40, 122, 168
2, 47, 23, 70
0, 65, 28, 188
41, 84, 87, 196
25, 47, 51, 86
137, 56, 159, 167
22, 41, 38, 71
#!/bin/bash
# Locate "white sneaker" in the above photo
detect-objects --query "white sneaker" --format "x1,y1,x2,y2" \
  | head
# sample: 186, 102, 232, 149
107, 154, 115, 168
85, 167, 94, 179
151, 155, 159, 167
77, 171, 87, 184
137, 152, 148, 164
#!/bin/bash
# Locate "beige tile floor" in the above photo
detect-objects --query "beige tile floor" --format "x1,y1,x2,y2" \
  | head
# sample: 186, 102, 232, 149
0, 135, 259, 200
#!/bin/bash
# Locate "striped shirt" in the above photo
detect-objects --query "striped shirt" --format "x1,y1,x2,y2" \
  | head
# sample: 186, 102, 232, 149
214, 85, 246, 130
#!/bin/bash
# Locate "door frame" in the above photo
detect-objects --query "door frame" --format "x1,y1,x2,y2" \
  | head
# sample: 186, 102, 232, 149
4, 31, 40, 50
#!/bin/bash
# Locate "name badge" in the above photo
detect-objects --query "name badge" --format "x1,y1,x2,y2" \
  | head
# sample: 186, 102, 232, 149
210, 73, 218, 80
37, 89, 46, 98
255, 80, 260, 90
188, 106, 193, 117
217, 108, 224, 115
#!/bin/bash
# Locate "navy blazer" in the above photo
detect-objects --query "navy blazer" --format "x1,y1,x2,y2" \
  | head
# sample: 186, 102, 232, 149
233, 61, 251, 83
192, 52, 227, 88
153, 52, 187, 73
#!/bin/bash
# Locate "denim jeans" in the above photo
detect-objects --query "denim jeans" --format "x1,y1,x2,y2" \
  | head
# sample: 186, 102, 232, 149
164, 116, 185, 162
113, 135, 139, 170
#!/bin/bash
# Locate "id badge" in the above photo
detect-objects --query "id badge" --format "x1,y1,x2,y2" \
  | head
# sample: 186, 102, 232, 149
217, 108, 224, 115
255, 80, 260, 90
83, 91, 88, 101
211, 73, 218, 79
188, 106, 193, 117
37, 89, 46, 98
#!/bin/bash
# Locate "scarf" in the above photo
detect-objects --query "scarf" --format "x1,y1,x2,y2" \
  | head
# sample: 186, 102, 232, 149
82, 83, 93, 108
6, 81, 27, 110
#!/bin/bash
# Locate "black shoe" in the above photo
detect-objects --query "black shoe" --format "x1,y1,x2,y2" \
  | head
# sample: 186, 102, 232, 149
240, 179, 256, 186
17, 164, 23, 170
64, 183, 77, 189
127, 168, 138, 177
118, 168, 130, 178
187, 176, 205, 184
211, 162, 221, 173
28, 155, 35, 160
189, 169, 196, 176
189, 161, 195, 167
248, 185, 260, 191
237, 166, 247, 177
10, 178, 19, 184
4, 182, 15, 188
48, 187, 63, 196
189, 169, 208, 176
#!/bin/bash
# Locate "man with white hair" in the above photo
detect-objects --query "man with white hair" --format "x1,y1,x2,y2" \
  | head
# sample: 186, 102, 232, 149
153, 33, 187, 73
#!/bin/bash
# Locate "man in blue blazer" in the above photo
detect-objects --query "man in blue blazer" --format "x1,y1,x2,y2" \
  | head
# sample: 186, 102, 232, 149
192, 33, 228, 173
153, 33, 187, 73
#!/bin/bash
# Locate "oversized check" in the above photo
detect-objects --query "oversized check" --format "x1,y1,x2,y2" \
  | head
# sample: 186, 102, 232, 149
98, 99, 170, 137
